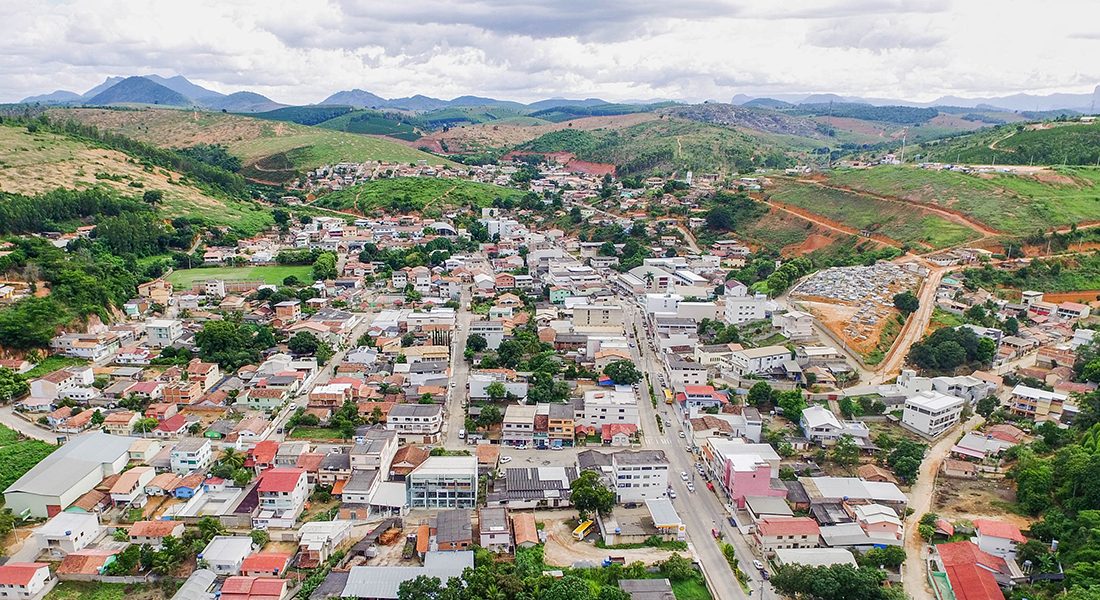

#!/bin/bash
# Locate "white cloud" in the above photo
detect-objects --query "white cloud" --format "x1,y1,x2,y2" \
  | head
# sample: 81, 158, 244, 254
1, 0, 1098, 104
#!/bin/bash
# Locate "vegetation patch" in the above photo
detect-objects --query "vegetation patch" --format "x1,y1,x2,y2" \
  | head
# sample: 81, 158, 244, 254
0, 424, 57, 492
314, 177, 525, 216
166, 265, 314, 289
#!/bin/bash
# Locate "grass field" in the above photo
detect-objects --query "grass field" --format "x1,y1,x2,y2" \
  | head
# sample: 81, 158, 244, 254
288, 426, 346, 440
826, 165, 1100, 234
0, 424, 57, 492
318, 110, 421, 140
314, 177, 525, 217
24, 356, 87, 379
166, 265, 313, 288
767, 179, 982, 249
46, 581, 180, 600
0, 125, 272, 232
47, 108, 452, 183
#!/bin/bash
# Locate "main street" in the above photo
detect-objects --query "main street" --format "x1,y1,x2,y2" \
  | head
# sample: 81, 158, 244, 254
623, 300, 774, 600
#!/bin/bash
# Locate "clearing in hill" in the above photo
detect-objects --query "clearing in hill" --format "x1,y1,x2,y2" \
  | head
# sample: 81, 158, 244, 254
826, 165, 1100, 234
0, 124, 272, 233
166, 265, 314, 289
46, 108, 452, 183
766, 178, 983, 249
921, 120, 1100, 166
313, 177, 525, 217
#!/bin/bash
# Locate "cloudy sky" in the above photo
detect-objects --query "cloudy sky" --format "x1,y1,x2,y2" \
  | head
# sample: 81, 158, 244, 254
4, 0, 1099, 104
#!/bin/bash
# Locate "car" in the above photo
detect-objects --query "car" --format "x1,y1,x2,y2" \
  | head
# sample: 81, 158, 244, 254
500, 456, 512, 464
668, 489, 677, 499
762, 570, 770, 580
680, 471, 689, 481
458, 429, 466, 439
450, 382, 456, 388
664, 419, 671, 426
727, 516, 737, 527
753, 560, 765, 571
678, 430, 686, 438
687, 483, 695, 493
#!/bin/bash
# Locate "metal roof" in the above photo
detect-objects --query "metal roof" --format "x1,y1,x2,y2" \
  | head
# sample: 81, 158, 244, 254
5, 432, 131, 497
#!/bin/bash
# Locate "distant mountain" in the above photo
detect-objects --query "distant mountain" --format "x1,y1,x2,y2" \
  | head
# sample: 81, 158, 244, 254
145, 75, 223, 100
80, 76, 126, 99
20, 90, 83, 104
83, 76, 192, 107
526, 98, 609, 110
202, 91, 284, 113
931, 86, 1100, 112
320, 89, 388, 108
448, 95, 526, 109
386, 95, 449, 111
741, 97, 794, 109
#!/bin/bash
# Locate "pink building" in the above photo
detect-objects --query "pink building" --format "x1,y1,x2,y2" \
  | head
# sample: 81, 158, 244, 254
718, 454, 786, 509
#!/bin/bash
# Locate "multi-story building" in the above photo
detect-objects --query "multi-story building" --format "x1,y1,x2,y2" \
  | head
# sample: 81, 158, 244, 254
0, 563, 53, 599
254, 468, 311, 529
407, 456, 477, 509
902, 391, 965, 438
349, 428, 398, 473
755, 518, 821, 556
170, 438, 212, 475
1008, 384, 1069, 421
581, 388, 640, 428
725, 346, 790, 379
385, 404, 443, 444
502, 404, 537, 447
572, 302, 624, 328
469, 321, 505, 351
667, 359, 708, 387
611, 450, 669, 504
146, 319, 183, 348
723, 281, 769, 325
548, 403, 575, 448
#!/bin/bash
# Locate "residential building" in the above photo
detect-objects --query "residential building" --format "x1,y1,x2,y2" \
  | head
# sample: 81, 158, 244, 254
469, 321, 505, 350
902, 391, 964, 438
407, 456, 477, 509
581, 388, 640, 428
502, 404, 537, 447
725, 346, 790, 379
772, 310, 815, 340
973, 519, 1025, 560
1008, 384, 1069, 421
386, 404, 443, 444
0, 563, 52, 599
755, 517, 821, 556
478, 507, 512, 552
34, 512, 101, 558
254, 468, 311, 529
146, 319, 183, 348
799, 405, 873, 448
612, 450, 670, 504
548, 403, 575, 448
170, 438, 213, 475
200, 536, 255, 576
128, 520, 185, 548
667, 359, 708, 387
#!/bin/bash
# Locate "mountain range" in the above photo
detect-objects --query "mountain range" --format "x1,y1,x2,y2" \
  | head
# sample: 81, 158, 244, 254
18, 73, 1100, 114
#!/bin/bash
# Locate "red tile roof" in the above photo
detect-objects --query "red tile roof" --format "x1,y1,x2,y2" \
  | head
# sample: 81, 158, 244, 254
220, 577, 288, 600
257, 468, 305, 493
250, 440, 279, 464
601, 423, 638, 441
0, 563, 48, 586
240, 553, 292, 576
756, 517, 820, 537
154, 413, 186, 433
57, 550, 118, 575
683, 385, 717, 395
973, 519, 1026, 543
937, 542, 1008, 600
129, 520, 183, 538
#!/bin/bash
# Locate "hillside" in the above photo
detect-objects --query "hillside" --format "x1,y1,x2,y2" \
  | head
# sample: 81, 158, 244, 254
46, 107, 452, 183
316, 111, 421, 141
84, 76, 193, 107
919, 120, 1100, 165
515, 118, 802, 176
0, 123, 272, 232
312, 177, 524, 217
823, 165, 1100, 234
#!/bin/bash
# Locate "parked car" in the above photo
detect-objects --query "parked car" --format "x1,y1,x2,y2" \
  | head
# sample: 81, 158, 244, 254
680, 471, 689, 481
753, 560, 765, 571
500, 456, 512, 464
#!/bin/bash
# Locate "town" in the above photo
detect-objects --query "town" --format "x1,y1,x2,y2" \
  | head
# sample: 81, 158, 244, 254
0, 151, 1096, 600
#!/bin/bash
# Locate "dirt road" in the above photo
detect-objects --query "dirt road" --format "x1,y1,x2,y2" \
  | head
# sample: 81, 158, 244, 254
541, 515, 675, 567
901, 414, 984, 600
871, 265, 955, 383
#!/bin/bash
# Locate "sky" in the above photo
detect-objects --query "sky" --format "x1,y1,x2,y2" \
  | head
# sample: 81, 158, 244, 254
3, 0, 1100, 105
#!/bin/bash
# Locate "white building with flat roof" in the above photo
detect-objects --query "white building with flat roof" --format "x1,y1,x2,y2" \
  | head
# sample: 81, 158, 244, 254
902, 391, 964, 438
581, 388, 640, 428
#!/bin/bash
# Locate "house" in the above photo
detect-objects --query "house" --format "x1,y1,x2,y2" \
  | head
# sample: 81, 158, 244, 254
612, 450, 669, 504
581, 388, 640, 429
902, 391, 964, 438
487, 467, 578, 509
128, 520, 185, 548
935, 541, 1018, 600
512, 512, 539, 548
0, 563, 52, 600
297, 521, 353, 569
240, 552, 293, 578
389, 445, 430, 481
186, 360, 221, 392
433, 509, 473, 551
602, 423, 637, 446
407, 456, 477, 508
772, 310, 814, 340
726, 346, 790, 379
799, 405, 872, 448
856, 464, 898, 485
667, 359, 708, 387
29, 366, 95, 402
469, 321, 505, 351
5, 433, 132, 518
146, 319, 183, 348
754, 517, 821, 556
56, 550, 119, 577
385, 404, 443, 444
170, 438, 213, 475
34, 512, 101, 558
339, 552, 474, 599
1009, 385, 1069, 421
973, 519, 1025, 560
162, 381, 203, 406
274, 300, 301, 322
219, 576, 288, 600
254, 468, 311, 529
350, 428, 399, 472
942, 459, 978, 479
102, 411, 138, 436
109, 466, 155, 508
619, 579, 676, 600
478, 507, 512, 552
502, 404, 537, 447
201, 536, 255, 576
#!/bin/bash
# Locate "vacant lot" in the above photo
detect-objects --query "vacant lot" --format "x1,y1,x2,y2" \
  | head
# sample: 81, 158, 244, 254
46, 581, 181, 600
827, 165, 1100, 234
933, 476, 1030, 529
0, 424, 56, 491
166, 265, 313, 288
768, 179, 982, 249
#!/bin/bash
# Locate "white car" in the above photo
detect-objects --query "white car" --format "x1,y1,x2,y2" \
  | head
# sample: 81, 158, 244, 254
687, 483, 695, 493
500, 456, 512, 464
668, 489, 677, 499
753, 559, 765, 571
680, 471, 689, 481
678, 430, 686, 438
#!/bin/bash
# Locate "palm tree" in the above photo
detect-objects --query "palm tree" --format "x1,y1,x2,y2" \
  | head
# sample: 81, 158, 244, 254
219, 448, 244, 470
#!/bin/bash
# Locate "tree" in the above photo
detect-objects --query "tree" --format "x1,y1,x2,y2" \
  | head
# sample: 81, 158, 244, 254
0, 367, 29, 402
544, 575, 595, 600
1003, 316, 1019, 336
287, 331, 320, 356
660, 553, 696, 582
603, 360, 642, 385
477, 405, 503, 428
570, 470, 615, 519
857, 546, 907, 569
311, 251, 338, 281
134, 417, 159, 433
831, 434, 860, 467
770, 564, 890, 600
747, 381, 774, 407
886, 439, 926, 483
975, 396, 999, 418
142, 189, 164, 207
485, 381, 508, 401
250, 529, 269, 548
893, 291, 919, 315
401, 332, 416, 347
466, 333, 488, 352
397, 575, 444, 600
776, 390, 808, 422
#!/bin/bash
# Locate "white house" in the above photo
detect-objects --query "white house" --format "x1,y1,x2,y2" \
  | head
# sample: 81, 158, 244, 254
724, 282, 769, 325
902, 391, 964, 438
34, 512, 102, 558
469, 321, 505, 351
385, 404, 443, 444
200, 536, 255, 576
146, 319, 183, 348
170, 438, 213, 475
725, 346, 790, 379
254, 468, 311, 530
0, 563, 53, 599
973, 519, 1025, 560
772, 310, 814, 340
799, 405, 872, 447
582, 388, 640, 428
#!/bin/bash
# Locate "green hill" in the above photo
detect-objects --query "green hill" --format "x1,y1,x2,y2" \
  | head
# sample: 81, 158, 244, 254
825, 165, 1100, 234
919, 120, 1100, 165
317, 110, 421, 140
516, 118, 801, 175
252, 105, 355, 126
313, 177, 524, 217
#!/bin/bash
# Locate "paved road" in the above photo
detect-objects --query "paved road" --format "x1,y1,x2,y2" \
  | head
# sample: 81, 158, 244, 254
443, 290, 474, 447
0, 406, 58, 443
624, 301, 762, 600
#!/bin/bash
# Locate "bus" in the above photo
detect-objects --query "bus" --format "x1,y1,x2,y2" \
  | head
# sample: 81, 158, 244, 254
664, 389, 674, 405
573, 520, 595, 540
